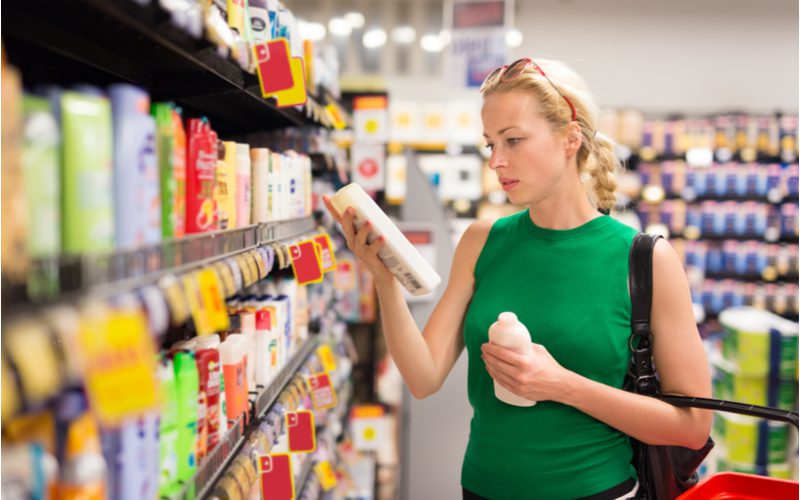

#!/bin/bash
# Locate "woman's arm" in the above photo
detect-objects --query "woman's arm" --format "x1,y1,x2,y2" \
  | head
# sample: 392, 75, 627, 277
481, 238, 712, 449
324, 196, 492, 399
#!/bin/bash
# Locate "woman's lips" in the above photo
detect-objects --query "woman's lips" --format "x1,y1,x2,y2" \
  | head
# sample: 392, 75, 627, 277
500, 179, 519, 192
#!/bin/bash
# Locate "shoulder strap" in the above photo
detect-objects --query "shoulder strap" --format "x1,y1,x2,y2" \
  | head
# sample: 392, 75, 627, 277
627, 233, 663, 396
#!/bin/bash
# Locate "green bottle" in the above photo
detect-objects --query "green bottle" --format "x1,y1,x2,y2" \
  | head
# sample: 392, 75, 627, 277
158, 355, 181, 497
60, 91, 114, 253
152, 103, 176, 238
173, 351, 199, 499
21, 95, 60, 299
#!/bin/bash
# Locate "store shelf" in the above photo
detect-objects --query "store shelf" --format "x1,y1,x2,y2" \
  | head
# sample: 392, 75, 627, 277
171, 337, 319, 500
703, 271, 799, 283
668, 233, 798, 244
659, 193, 799, 204
2, 0, 346, 135
6, 217, 316, 309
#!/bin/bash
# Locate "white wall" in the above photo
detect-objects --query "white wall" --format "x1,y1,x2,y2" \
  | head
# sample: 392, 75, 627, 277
386, 0, 799, 113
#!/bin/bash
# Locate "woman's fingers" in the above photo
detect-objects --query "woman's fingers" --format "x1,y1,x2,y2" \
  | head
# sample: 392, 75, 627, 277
322, 195, 343, 223
355, 221, 372, 251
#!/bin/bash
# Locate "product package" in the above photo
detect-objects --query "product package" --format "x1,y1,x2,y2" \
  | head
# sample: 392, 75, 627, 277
61, 91, 115, 253
186, 118, 219, 233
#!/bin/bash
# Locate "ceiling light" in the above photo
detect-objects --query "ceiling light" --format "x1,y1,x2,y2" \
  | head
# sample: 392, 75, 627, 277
391, 26, 416, 44
363, 28, 388, 49
344, 12, 365, 29
420, 34, 444, 53
328, 17, 352, 36
299, 21, 326, 42
505, 29, 523, 48
439, 29, 452, 46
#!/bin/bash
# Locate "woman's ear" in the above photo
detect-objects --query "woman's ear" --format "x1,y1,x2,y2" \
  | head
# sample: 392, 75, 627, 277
564, 122, 583, 157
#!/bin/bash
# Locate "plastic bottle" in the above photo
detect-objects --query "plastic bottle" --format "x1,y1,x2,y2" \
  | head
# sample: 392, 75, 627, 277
152, 103, 177, 238
109, 84, 160, 247
220, 334, 248, 426
195, 335, 222, 457
254, 307, 273, 387
56, 390, 108, 499
330, 183, 442, 295
60, 91, 115, 253
250, 148, 270, 223
487, 312, 536, 407
239, 312, 257, 394
172, 108, 187, 238
158, 356, 180, 497
172, 351, 199, 491
186, 118, 218, 234
235, 143, 251, 228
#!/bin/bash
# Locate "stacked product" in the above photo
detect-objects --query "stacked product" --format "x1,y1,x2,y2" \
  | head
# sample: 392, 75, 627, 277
626, 112, 799, 321
710, 307, 798, 479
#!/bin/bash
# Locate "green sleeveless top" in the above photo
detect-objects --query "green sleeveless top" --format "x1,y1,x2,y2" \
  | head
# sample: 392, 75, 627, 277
462, 210, 638, 499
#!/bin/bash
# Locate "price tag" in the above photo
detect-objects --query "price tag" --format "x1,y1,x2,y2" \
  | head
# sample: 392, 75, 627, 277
334, 258, 356, 291
258, 454, 295, 500
307, 372, 337, 410
183, 272, 212, 336
159, 275, 190, 327
290, 240, 324, 285
197, 269, 230, 333
235, 254, 256, 287
316, 344, 337, 373
314, 233, 337, 273
314, 460, 338, 491
78, 308, 159, 426
286, 410, 316, 453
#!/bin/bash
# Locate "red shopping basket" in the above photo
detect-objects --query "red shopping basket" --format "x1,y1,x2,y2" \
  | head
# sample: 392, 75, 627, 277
676, 472, 798, 500
657, 396, 799, 500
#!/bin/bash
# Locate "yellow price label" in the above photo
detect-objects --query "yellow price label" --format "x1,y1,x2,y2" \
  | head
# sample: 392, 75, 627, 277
365, 118, 379, 134
183, 272, 212, 335
251, 250, 268, 279
316, 344, 337, 373
78, 309, 159, 426
197, 269, 230, 333
314, 461, 338, 491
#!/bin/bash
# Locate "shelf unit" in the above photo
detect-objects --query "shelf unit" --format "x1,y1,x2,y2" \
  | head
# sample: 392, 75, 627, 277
6, 217, 317, 311
2, 0, 347, 136
169, 337, 318, 500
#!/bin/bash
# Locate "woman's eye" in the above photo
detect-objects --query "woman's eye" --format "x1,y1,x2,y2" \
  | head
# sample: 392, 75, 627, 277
484, 143, 494, 151
506, 138, 522, 146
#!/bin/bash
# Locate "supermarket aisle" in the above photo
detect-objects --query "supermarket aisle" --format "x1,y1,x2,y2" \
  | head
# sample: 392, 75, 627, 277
2, 0, 799, 499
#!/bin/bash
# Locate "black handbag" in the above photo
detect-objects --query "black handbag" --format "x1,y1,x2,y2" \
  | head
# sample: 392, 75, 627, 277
625, 233, 714, 499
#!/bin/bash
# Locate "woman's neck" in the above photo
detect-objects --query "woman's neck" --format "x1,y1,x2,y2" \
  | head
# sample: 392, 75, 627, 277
527, 181, 601, 230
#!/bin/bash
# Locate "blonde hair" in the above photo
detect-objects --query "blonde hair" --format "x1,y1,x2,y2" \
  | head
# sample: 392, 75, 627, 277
481, 59, 619, 212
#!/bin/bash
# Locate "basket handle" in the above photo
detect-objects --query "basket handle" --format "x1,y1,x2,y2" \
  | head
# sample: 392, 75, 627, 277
656, 395, 799, 429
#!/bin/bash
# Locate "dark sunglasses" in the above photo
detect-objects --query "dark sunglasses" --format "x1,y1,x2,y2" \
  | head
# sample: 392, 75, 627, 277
479, 57, 577, 122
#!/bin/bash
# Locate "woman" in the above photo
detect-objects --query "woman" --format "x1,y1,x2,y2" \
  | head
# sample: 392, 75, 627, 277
324, 58, 711, 499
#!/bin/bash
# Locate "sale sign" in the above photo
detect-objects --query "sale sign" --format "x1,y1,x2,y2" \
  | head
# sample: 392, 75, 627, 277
289, 239, 324, 285
253, 38, 307, 108
307, 372, 337, 410
286, 410, 316, 453
351, 143, 385, 191
314, 233, 336, 273
259, 454, 294, 500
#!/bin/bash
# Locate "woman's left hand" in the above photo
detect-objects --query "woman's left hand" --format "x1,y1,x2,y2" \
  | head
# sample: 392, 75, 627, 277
481, 342, 573, 403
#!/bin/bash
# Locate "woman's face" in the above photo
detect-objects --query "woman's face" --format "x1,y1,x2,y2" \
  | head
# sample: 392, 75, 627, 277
481, 90, 575, 207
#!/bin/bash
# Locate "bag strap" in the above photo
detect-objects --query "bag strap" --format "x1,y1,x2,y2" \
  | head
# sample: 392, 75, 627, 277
627, 232, 662, 396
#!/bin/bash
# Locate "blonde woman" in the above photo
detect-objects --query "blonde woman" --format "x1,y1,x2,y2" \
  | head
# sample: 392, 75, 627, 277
324, 58, 711, 499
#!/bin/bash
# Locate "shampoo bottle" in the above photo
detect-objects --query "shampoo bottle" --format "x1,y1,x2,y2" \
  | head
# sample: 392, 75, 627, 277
330, 183, 442, 296
172, 351, 199, 492
235, 143, 251, 227
488, 312, 536, 407
109, 84, 160, 247
250, 148, 270, 223
186, 118, 218, 234
152, 103, 176, 238
172, 108, 187, 237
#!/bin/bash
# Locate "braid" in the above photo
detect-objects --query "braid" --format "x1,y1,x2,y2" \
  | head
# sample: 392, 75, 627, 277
582, 132, 619, 212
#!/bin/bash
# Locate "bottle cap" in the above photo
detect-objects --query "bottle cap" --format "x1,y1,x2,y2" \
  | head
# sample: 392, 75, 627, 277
498, 312, 517, 323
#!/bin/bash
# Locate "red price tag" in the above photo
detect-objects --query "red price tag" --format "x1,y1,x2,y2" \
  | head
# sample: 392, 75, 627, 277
358, 158, 378, 178
314, 234, 337, 273
286, 410, 316, 453
307, 372, 337, 410
289, 240, 324, 285
259, 454, 295, 500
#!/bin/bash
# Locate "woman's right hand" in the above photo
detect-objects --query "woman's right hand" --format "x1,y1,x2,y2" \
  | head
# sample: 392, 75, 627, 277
322, 195, 394, 285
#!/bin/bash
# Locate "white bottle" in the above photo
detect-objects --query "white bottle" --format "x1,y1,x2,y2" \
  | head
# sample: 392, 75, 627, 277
330, 183, 442, 296
235, 143, 251, 228
488, 312, 536, 407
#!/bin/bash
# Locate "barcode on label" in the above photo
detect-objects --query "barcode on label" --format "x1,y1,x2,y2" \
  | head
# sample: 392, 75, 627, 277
403, 272, 421, 291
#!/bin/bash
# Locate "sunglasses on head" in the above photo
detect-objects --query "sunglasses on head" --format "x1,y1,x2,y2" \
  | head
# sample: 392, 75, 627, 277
479, 57, 577, 122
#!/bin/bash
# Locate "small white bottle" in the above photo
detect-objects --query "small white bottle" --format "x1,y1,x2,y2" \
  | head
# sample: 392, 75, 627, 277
330, 183, 442, 296
488, 312, 536, 407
